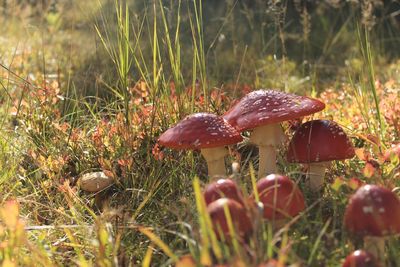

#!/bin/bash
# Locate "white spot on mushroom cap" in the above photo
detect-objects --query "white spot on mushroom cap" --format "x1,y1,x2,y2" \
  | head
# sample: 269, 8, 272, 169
362, 206, 374, 214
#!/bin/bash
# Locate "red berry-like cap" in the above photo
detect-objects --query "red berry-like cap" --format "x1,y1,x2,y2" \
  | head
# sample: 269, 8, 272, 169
251, 174, 306, 220
223, 89, 325, 132
158, 113, 242, 150
342, 250, 378, 267
207, 198, 252, 241
203, 179, 244, 206
287, 120, 355, 163
344, 184, 400, 237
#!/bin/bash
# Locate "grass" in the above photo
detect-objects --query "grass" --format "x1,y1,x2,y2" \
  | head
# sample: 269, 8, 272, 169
0, 0, 400, 266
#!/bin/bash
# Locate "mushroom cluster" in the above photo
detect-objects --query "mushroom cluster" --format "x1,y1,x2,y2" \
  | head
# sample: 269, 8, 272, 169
159, 89, 330, 181
202, 175, 306, 243
157, 88, 391, 266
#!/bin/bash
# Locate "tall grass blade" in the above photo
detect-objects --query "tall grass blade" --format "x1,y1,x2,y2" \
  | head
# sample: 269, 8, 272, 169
139, 227, 178, 262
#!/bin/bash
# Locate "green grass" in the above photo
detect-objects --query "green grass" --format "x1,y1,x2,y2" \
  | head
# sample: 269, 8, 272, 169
0, 0, 399, 266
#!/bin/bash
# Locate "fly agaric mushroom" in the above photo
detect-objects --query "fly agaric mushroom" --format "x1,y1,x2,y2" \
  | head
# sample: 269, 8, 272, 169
203, 178, 244, 206
207, 198, 252, 241
158, 113, 242, 177
344, 185, 400, 264
223, 89, 325, 177
342, 250, 378, 267
287, 120, 355, 191
251, 174, 305, 227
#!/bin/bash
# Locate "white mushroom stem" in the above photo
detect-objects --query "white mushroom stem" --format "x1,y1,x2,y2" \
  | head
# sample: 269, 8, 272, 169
231, 161, 240, 175
364, 236, 385, 265
258, 146, 277, 177
307, 161, 331, 191
250, 123, 286, 178
201, 147, 228, 178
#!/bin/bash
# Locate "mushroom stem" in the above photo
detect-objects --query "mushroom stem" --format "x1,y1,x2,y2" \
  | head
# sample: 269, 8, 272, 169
250, 123, 286, 178
201, 147, 228, 177
258, 145, 277, 177
308, 162, 331, 191
363, 236, 385, 265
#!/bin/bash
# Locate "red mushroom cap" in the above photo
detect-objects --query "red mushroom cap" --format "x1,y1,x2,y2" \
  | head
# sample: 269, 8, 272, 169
251, 174, 306, 220
207, 198, 252, 240
203, 178, 244, 206
342, 250, 378, 267
287, 120, 355, 163
223, 89, 325, 132
158, 113, 242, 150
344, 184, 400, 237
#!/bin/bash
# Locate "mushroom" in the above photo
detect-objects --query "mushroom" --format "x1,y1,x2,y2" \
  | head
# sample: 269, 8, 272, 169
342, 250, 378, 267
203, 178, 244, 206
79, 171, 114, 192
223, 89, 325, 177
344, 184, 400, 265
207, 198, 252, 241
287, 120, 355, 191
158, 113, 242, 177
250, 174, 305, 228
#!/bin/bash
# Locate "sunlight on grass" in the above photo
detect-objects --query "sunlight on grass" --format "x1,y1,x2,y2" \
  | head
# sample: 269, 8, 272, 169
0, 0, 399, 266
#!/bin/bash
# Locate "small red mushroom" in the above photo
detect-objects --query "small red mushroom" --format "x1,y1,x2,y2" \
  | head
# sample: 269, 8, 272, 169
287, 120, 355, 191
344, 185, 400, 264
223, 89, 325, 177
203, 178, 244, 206
342, 250, 379, 267
159, 113, 242, 177
251, 174, 305, 226
207, 198, 252, 241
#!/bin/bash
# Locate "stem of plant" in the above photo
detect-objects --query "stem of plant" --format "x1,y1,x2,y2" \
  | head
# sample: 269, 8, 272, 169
364, 236, 385, 266
250, 123, 286, 178
258, 145, 277, 178
308, 162, 330, 191
201, 147, 228, 178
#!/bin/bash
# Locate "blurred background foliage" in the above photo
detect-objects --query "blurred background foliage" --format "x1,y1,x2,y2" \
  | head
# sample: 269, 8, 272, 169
1, 0, 399, 97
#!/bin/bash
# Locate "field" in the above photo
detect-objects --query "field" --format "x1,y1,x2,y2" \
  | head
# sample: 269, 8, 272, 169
0, 0, 400, 266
